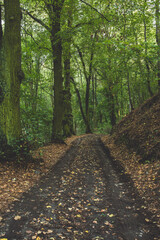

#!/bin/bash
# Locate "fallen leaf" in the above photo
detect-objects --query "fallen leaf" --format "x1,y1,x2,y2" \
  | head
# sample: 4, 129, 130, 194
36, 237, 42, 240
93, 220, 98, 224
14, 215, 21, 220
108, 214, 114, 218
26, 230, 33, 234
145, 218, 150, 222
104, 221, 114, 228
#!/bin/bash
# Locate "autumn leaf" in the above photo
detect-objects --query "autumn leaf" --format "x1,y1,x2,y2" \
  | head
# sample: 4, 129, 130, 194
14, 215, 21, 220
93, 220, 98, 224
108, 214, 114, 218
36, 237, 42, 240
104, 221, 114, 228
145, 218, 150, 222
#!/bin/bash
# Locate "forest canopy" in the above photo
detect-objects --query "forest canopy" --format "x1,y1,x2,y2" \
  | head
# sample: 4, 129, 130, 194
0, 0, 160, 149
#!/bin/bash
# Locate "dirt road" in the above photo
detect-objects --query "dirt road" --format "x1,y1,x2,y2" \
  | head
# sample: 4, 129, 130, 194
0, 135, 159, 239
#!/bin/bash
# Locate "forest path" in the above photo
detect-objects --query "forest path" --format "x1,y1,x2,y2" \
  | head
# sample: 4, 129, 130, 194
0, 135, 159, 240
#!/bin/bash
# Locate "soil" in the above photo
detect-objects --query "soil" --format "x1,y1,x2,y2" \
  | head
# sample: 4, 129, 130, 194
0, 135, 159, 240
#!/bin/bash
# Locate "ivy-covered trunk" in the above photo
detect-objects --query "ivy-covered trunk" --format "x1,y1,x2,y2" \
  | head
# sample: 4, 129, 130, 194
156, 0, 160, 90
0, 0, 22, 145
0, 4, 4, 104
0, 4, 6, 148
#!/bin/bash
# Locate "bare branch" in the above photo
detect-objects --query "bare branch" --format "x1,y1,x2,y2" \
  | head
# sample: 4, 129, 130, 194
80, 0, 110, 22
22, 27, 52, 52
21, 7, 51, 32
74, 43, 88, 81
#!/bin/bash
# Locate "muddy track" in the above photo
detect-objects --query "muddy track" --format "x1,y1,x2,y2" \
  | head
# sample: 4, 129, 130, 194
0, 135, 159, 240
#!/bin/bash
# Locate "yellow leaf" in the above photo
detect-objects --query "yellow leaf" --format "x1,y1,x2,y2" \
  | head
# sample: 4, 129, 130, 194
108, 214, 114, 218
76, 214, 81, 218
46, 206, 52, 208
145, 218, 150, 222
14, 215, 21, 220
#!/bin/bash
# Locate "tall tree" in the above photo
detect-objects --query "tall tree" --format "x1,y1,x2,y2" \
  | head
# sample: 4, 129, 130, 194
63, 11, 74, 137
45, 0, 65, 141
0, 0, 22, 145
143, 0, 153, 96
0, 3, 7, 147
155, 0, 160, 90
0, 3, 4, 105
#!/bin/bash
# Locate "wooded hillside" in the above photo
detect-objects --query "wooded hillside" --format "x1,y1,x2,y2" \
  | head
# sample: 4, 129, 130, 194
102, 92, 160, 225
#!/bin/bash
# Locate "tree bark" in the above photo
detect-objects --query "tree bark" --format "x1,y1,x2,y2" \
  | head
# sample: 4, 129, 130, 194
127, 71, 134, 111
71, 77, 90, 131
143, 3, 153, 96
63, 17, 74, 137
85, 50, 93, 133
75, 44, 93, 133
0, 0, 22, 145
45, 0, 65, 141
155, 0, 160, 90
0, 4, 5, 105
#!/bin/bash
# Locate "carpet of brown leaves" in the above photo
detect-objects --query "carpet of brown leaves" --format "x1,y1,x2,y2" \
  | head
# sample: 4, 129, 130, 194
0, 135, 80, 214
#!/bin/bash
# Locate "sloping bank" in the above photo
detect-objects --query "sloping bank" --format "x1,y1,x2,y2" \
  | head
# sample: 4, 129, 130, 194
101, 93, 160, 227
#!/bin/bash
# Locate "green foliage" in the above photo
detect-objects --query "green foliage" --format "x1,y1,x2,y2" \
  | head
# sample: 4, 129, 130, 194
16, 0, 160, 140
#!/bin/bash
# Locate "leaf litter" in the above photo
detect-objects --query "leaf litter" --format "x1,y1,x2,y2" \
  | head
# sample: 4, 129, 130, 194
0, 135, 159, 239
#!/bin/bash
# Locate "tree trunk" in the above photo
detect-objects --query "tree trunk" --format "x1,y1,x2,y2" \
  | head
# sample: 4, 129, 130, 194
0, 0, 22, 145
45, 0, 65, 141
127, 71, 134, 111
75, 44, 92, 134
0, 4, 7, 148
63, 18, 74, 137
51, 25, 64, 141
71, 77, 91, 132
143, 4, 153, 96
109, 90, 116, 127
155, 0, 160, 90
85, 50, 93, 134
85, 77, 92, 133
0, 4, 5, 105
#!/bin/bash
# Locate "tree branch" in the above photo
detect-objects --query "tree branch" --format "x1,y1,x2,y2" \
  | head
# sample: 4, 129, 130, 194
21, 8, 51, 32
80, 0, 110, 22
71, 77, 87, 124
22, 26, 52, 52
74, 44, 88, 81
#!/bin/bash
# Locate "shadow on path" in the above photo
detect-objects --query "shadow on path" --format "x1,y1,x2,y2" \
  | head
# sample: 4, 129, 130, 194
0, 135, 159, 240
